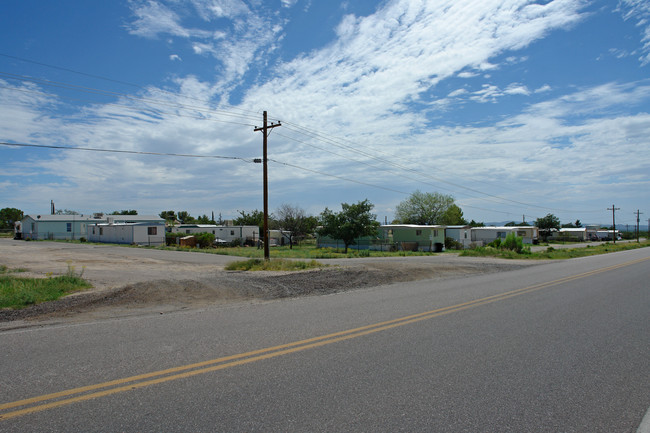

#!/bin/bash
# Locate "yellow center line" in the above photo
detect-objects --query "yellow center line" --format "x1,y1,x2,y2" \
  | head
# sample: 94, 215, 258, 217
1, 256, 647, 421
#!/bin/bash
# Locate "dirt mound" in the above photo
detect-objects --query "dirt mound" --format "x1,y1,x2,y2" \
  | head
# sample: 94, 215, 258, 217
1, 261, 528, 323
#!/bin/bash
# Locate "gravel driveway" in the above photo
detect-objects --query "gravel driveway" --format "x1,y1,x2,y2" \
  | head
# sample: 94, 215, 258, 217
0, 239, 539, 326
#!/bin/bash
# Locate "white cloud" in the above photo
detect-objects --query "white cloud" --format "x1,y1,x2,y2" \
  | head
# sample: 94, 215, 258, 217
504, 83, 531, 96
10, 0, 648, 222
169, 54, 182, 61
280, 0, 298, 8
618, 0, 650, 64
127, 0, 286, 89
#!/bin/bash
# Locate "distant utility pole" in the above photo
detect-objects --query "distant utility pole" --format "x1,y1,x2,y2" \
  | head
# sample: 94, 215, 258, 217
635, 210, 643, 243
607, 205, 620, 244
254, 111, 281, 261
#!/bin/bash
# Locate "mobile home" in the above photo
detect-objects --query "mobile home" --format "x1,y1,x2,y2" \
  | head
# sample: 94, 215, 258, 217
171, 224, 259, 245
87, 222, 165, 246
471, 226, 538, 245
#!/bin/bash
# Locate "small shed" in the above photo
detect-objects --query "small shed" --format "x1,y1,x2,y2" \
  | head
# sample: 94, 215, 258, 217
179, 236, 197, 248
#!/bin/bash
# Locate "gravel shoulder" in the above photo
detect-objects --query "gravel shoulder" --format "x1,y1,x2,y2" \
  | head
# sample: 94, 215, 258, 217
0, 239, 541, 327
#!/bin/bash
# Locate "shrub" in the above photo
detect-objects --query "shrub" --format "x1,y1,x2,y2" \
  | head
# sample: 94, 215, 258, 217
502, 232, 524, 253
194, 232, 216, 248
488, 238, 502, 249
445, 237, 463, 250
165, 232, 184, 246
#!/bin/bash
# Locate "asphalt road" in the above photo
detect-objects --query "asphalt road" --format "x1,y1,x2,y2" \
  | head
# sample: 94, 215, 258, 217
1, 248, 649, 432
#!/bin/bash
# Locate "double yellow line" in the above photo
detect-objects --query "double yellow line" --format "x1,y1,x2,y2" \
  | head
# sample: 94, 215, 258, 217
1, 256, 647, 421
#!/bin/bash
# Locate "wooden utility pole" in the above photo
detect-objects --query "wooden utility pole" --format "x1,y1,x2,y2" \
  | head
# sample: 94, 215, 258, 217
607, 205, 620, 244
635, 210, 643, 243
254, 111, 281, 261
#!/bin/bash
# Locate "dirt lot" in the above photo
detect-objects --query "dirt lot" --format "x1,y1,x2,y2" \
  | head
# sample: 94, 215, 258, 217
0, 239, 539, 326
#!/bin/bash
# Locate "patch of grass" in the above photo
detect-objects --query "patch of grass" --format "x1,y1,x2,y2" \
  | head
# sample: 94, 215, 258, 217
460, 240, 650, 260
158, 244, 439, 259
458, 247, 524, 259
0, 265, 28, 274
0, 263, 91, 309
225, 258, 326, 271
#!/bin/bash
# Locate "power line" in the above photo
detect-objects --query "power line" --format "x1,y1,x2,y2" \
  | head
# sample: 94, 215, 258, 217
268, 158, 411, 195
278, 123, 602, 214
0, 52, 263, 119
0, 71, 260, 124
1, 55, 607, 217
0, 84, 256, 127
0, 141, 255, 162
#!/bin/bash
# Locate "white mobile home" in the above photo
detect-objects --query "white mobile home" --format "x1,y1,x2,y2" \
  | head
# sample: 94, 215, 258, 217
595, 230, 620, 241
87, 222, 165, 246
471, 226, 538, 245
171, 224, 259, 245
18, 214, 101, 241
550, 227, 597, 241
17, 214, 164, 241
444, 225, 473, 249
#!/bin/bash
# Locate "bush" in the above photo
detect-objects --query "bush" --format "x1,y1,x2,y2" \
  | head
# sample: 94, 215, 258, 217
445, 237, 463, 250
488, 238, 501, 249
194, 232, 216, 248
165, 232, 184, 246
502, 232, 524, 253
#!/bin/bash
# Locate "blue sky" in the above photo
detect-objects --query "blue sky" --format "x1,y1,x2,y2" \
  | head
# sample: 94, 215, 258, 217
1, 0, 649, 228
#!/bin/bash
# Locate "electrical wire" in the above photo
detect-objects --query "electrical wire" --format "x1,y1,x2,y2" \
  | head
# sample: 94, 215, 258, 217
0, 54, 608, 218
0, 141, 255, 162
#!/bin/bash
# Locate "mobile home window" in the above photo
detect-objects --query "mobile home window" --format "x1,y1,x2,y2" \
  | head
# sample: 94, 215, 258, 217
231, 230, 235, 236
434, 230, 438, 237
148, 227, 157, 235
99, 227, 103, 235
517, 231, 526, 237
497, 231, 506, 238
66, 223, 72, 232
415, 230, 422, 236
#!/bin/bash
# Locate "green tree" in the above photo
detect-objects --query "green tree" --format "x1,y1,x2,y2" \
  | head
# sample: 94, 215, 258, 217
110, 210, 138, 215
233, 210, 267, 227
55, 209, 79, 215
196, 214, 213, 224
536, 213, 561, 241
394, 191, 456, 225
176, 211, 195, 224
159, 210, 176, 221
0, 207, 23, 230
317, 199, 380, 253
274, 204, 318, 249
194, 232, 216, 248
440, 204, 468, 225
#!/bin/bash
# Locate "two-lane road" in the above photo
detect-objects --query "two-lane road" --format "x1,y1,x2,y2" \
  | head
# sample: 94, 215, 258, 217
1, 248, 649, 432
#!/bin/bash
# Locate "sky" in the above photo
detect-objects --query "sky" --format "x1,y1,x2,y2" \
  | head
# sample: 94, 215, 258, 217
1, 0, 649, 228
